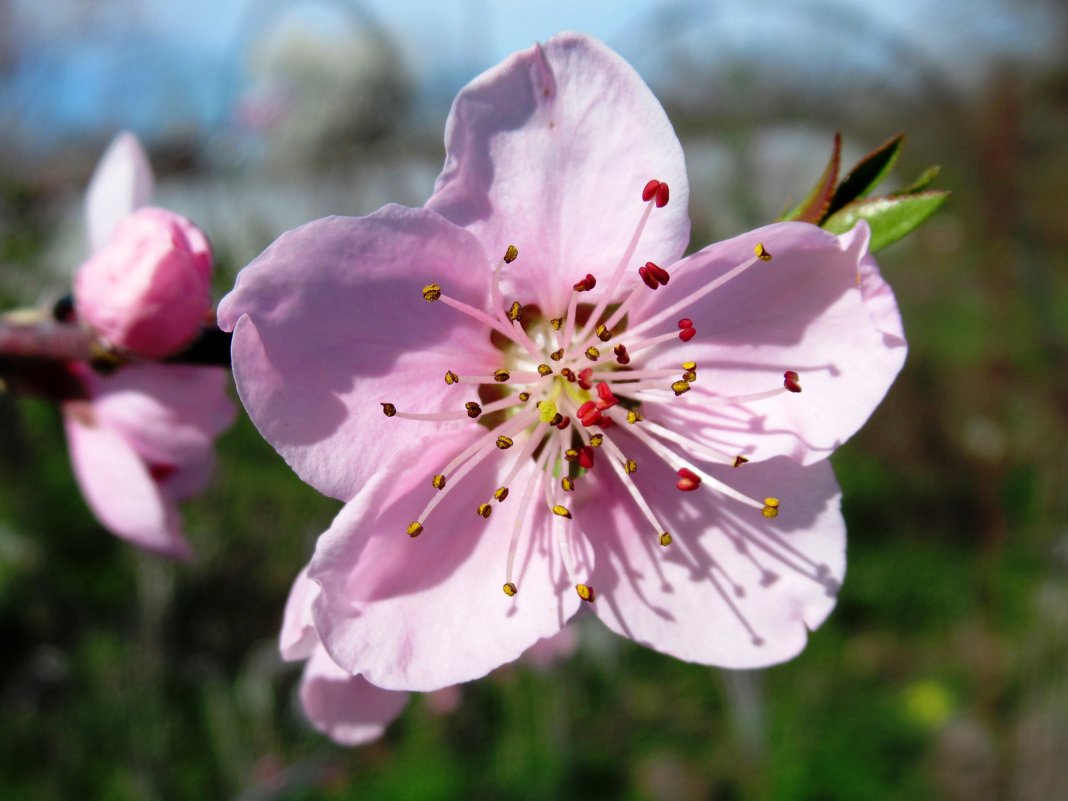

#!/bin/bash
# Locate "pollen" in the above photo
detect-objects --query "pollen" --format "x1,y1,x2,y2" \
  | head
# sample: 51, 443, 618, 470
659, 532, 673, 547
552, 504, 572, 519
502, 582, 518, 597
507, 300, 523, 321
585, 346, 600, 361
465, 401, 482, 418
406, 521, 424, 538
477, 502, 493, 519
550, 318, 563, 331
575, 583, 596, 602
381, 402, 397, 417
762, 497, 781, 518
564, 448, 579, 462
626, 410, 644, 424
494, 486, 509, 502
537, 363, 553, 376
671, 379, 691, 396
550, 349, 564, 361
561, 477, 575, 492
444, 370, 459, 385
493, 368, 511, 382
504, 244, 519, 263
624, 458, 638, 474
496, 435, 514, 449
589, 433, 604, 447
596, 324, 612, 342
754, 242, 773, 262
538, 400, 559, 423
733, 455, 749, 468
681, 360, 697, 371
518, 392, 531, 402
682, 370, 697, 383
432, 473, 446, 490
422, 283, 442, 302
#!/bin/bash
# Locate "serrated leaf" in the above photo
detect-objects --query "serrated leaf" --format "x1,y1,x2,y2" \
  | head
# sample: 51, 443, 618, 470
780, 132, 841, 223
894, 165, 941, 196
821, 191, 949, 251
822, 133, 905, 221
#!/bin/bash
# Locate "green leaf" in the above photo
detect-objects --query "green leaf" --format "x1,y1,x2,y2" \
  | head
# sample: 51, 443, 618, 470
822, 133, 905, 221
821, 191, 950, 251
894, 165, 941, 196
780, 132, 841, 223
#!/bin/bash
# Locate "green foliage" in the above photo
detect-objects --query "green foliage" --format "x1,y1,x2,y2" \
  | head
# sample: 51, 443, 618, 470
822, 192, 950, 251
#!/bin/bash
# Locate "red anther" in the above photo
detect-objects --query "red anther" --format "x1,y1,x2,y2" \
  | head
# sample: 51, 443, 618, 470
561, 367, 576, 383
638, 265, 659, 290
599, 417, 614, 429
646, 262, 670, 285
596, 382, 618, 407
783, 370, 802, 393
616, 353, 631, 365
678, 327, 697, 342
577, 400, 597, 418
577, 367, 594, 390
642, 179, 662, 202
655, 182, 670, 208
578, 446, 596, 469
556, 416, 572, 430
676, 467, 701, 492
580, 409, 604, 427
573, 273, 597, 292
677, 318, 693, 330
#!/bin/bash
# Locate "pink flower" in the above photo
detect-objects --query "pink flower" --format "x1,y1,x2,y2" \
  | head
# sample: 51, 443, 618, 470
75, 135, 213, 358
63, 133, 235, 557
219, 34, 906, 690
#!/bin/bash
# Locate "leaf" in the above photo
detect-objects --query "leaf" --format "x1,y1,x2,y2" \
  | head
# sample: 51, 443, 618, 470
821, 191, 950, 251
894, 165, 941, 196
780, 133, 841, 223
822, 133, 905, 221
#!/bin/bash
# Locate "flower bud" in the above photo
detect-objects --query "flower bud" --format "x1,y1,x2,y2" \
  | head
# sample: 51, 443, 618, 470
74, 207, 213, 358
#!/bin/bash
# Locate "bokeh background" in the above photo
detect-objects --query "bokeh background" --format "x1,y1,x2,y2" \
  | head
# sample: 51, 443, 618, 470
2, 1, 1067, 799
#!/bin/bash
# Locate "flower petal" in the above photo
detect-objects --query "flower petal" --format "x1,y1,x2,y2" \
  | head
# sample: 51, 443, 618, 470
640, 222, 906, 465
63, 404, 192, 559
426, 32, 690, 315
309, 430, 586, 691
299, 647, 409, 747
579, 448, 844, 669
85, 132, 155, 253
280, 566, 320, 662
840, 221, 907, 347
218, 206, 502, 501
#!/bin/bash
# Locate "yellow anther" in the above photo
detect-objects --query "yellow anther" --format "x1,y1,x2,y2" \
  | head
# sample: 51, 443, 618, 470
537, 363, 553, 376
502, 582, 518, 597
496, 435, 514, 449
585, 346, 600, 361
682, 370, 697, 383
589, 434, 604, 447
494, 486, 509, 502
477, 502, 493, 519
754, 242, 773, 262
733, 455, 749, 468
550, 318, 563, 331
422, 283, 442, 302
564, 449, 579, 462
432, 473, 446, 490
552, 505, 572, 519
538, 400, 558, 423
465, 401, 482, 418
518, 392, 531, 401
381, 403, 397, 417
561, 477, 575, 492
493, 368, 510, 382
444, 370, 459, 385
596, 324, 612, 342
626, 410, 644, 424
550, 349, 564, 361
762, 497, 780, 518
659, 532, 673, 547
508, 301, 523, 321
504, 244, 519, 263
575, 583, 596, 602
406, 521, 424, 538
671, 380, 691, 396
681, 361, 697, 371
624, 459, 638, 474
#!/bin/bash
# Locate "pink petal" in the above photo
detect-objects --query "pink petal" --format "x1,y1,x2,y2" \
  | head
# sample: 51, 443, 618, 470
85, 132, 155, 253
280, 566, 320, 662
639, 222, 907, 465
578, 447, 844, 669
63, 404, 192, 559
217, 206, 501, 501
299, 647, 409, 747
840, 221, 907, 347
309, 430, 587, 691
426, 32, 690, 315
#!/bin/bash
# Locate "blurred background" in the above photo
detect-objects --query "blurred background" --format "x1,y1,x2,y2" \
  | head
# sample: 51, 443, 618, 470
2, 0, 1067, 798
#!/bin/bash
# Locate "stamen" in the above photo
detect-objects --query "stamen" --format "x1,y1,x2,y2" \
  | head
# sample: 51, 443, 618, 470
575, 583, 596, 602
437, 292, 540, 358
502, 582, 518, 597
762, 497, 780, 518
754, 242, 772, 261
676, 467, 701, 491
444, 370, 459, 385
504, 245, 519, 263
406, 522, 424, 538
585, 346, 600, 361
507, 301, 523, 321
552, 505, 572, 518
783, 371, 802, 393
659, 532, 673, 547
477, 502, 493, 519
642, 179, 661, 202
381, 403, 397, 417
432, 474, 447, 490
654, 182, 670, 208
504, 443, 554, 594
422, 284, 442, 302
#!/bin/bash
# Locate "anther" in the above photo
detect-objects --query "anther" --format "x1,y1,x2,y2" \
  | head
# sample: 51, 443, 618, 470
575, 583, 596, 602
465, 401, 482, 418
638, 264, 659, 290
550, 413, 564, 426
681, 360, 696, 370
642, 179, 662, 202
659, 532, 673, 547
596, 324, 612, 342
561, 477, 575, 492
783, 371, 802, 393
578, 446, 596, 469
596, 382, 617, 407
733, 455, 749, 468
654, 182, 670, 208
624, 459, 638, 474
550, 349, 564, 361
561, 367, 575, 382
477, 502, 493, 519
406, 521, 424, 538
507, 301, 523, 321
564, 449, 579, 462
678, 318, 693, 330
678, 327, 697, 342
589, 434, 604, 447
432, 473, 447, 490
494, 486, 509, 502
537, 363, 553, 376
762, 497, 781, 518
614, 343, 630, 365
585, 346, 600, 361
504, 245, 519, 263
550, 318, 563, 331
577, 400, 602, 427
626, 410, 644, 424
573, 274, 597, 292
381, 403, 397, 417
552, 505, 572, 519
493, 368, 511, 382
496, 436, 514, 449
671, 379, 691, 396
502, 582, 518, 597
646, 262, 670, 285
754, 242, 773, 261
676, 467, 701, 491
682, 370, 697, 383
422, 283, 442, 302
444, 370, 459, 385
518, 392, 531, 401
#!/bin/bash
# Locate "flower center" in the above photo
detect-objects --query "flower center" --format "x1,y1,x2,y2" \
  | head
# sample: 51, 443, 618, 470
385, 180, 805, 614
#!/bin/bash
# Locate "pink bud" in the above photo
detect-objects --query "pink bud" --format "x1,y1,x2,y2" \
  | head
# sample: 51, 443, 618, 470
74, 207, 213, 358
